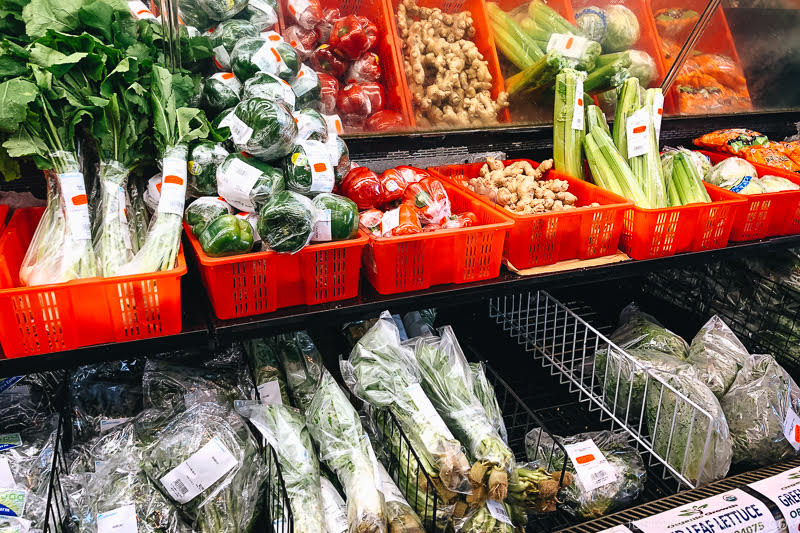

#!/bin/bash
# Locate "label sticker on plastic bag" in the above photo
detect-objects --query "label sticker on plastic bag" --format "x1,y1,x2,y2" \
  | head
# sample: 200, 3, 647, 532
633, 488, 777, 533
212, 46, 231, 69
0, 458, 15, 489
406, 383, 452, 438
564, 439, 617, 491
218, 113, 253, 145
211, 72, 241, 93
651, 92, 664, 139
0, 434, 22, 452
97, 504, 138, 533
252, 33, 284, 75
0, 489, 26, 517
625, 108, 650, 159
301, 141, 335, 193
256, 381, 281, 405
128, 0, 156, 19
59, 172, 92, 240
572, 77, 584, 130
160, 437, 238, 504
547, 33, 591, 59
100, 417, 131, 434
320, 478, 348, 533
783, 407, 800, 450
311, 208, 332, 242
249, 0, 275, 15
218, 158, 262, 212
749, 466, 800, 533
158, 157, 188, 216
287, 0, 310, 16
380, 208, 400, 236
486, 500, 513, 525
324, 114, 343, 136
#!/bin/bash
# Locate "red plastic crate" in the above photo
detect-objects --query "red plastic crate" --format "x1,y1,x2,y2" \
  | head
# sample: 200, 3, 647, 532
386, 0, 510, 126
617, 184, 747, 259
697, 150, 800, 241
363, 180, 513, 294
0, 207, 186, 357
0, 205, 8, 235
429, 159, 633, 269
277, 0, 413, 132
186, 225, 369, 319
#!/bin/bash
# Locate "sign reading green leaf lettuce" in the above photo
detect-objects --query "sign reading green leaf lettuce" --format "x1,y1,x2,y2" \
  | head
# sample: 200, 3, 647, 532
749, 467, 800, 533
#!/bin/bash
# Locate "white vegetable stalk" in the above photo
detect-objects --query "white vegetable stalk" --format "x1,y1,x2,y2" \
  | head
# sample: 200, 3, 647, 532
97, 160, 134, 277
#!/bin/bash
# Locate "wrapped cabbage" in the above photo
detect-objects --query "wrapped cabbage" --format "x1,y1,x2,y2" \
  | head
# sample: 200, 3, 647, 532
628, 50, 657, 87
235, 0, 278, 31
525, 428, 645, 519
575, 6, 607, 42
188, 142, 229, 197
185, 197, 233, 235
646, 368, 732, 485
257, 190, 316, 253
601, 5, 639, 52
290, 64, 322, 111
721, 353, 800, 466
207, 19, 258, 70
201, 72, 242, 114
241, 72, 296, 109
759, 175, 800, 192
216, 153, 285, 212
703, 157, 760, 193
295, 108, 328, 142
219, 98, 297, 161
284, 141, 336, 196
311, 193, 358, 242
230, 34, 300, 82
687, 316, 749, 398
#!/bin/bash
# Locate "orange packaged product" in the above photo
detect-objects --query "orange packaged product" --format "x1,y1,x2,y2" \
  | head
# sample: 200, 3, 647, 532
738, 143, 800, 173
654, 8, 699, 40
782, 141, 800, 166
694, 129, 769, 154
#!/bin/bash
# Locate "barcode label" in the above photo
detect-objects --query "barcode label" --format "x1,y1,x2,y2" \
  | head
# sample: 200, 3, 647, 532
160, 437, 238, 504
320, 478, 348, 533
252, 33, 284, 76
486, 500, 513, 525
0, 434, 22, 452
218, 158, 262, 212
97, 504, 138, 533
572, 76, 584, 131
625, 108, 650, 159
218, 113, 253, 145
211, 72, 240, 93
324, 114, 343, 136
302, 141, 335, 193
783, 407, 800, 450
58, 172, 92, 240
157, 157, 188, 216
256, 381, 282, 405
547, 33, 591, 59
564, 439, 617, 491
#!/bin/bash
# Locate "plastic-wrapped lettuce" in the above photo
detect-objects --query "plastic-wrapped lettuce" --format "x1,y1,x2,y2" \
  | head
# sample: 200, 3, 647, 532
0, 373, 62, 436
178, 0, 212, 31
236, 402, 325, 533
219, 98, 297, 161
601, 5, 639, 52
646, 367, 732, 485
469, 362, 509, 445
575, 6, 607, 42
257, 190, 316, 253
760, 176, 800, 192
207, 19, 258, 70
243, 338, 290, 405
241, 72, 296, 109
703, 157, 760, 193
628, 50, 657, 87
721, 353, 800, 466
311, 193, 358, 242
230, 34, 300, 82
268, 331, 323, 412
525, 428, 645, 519
216, 153, 285, 212
189, 142, 229, 197
687, 316, 749, 398
185, 197, 233, 235
201, 72, 241, 115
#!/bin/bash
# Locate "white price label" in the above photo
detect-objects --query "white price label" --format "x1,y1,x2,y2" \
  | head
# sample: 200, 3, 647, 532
287, 0, 310, 17
301, 141, 335, 194
212, 46, 231, 69
376, 464, 406, 505
625, 107, 650, 159
160, 437, 238, 504
564, 439, 617, 491
598, 527, 633, 533
380, 208, 400, 236
127, 0, 156, 19
249, 0, 275, 15
405, 383, 453, 438
58, 172, 92, 240
256, 381, 282, 405
750, 466, 800, 533
218, 158, 262, 212
320, 478, 348, 533
312, 208, 332, 242
0, 458, 15, 489
157, 157, 188, 216
218, 113, 253, 146
211, 72, 241, 93
97, 504, 138, 533
252, 32, 284, 75
486, 500, 513, 525
547, 33, 591, 59
652, 92, 664, 140
572, 76, 585, 131
783, 407, 800, 451
324, 114, 343, 136
100, 417, 131, 434
633, 489, 778, 533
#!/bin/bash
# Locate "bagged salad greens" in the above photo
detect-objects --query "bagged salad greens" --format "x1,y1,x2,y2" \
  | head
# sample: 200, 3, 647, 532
456, 500, 522, 533
687, 316, 749, 398
305, 371, 388, 533
189, 142, 229, 197
257, 190, 316, 253
216, 153, 285, 212
269, 331, 323, 412
525, 428, 644, 518
469, 362, 509, 445
185, 197, 233, 235
721, 353, 800, 466
342, 311, 472, 495
236, 402, 325, 532
243, 338, 290, 405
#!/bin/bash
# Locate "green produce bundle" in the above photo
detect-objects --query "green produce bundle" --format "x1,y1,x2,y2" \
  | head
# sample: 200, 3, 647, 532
612, 77, 639, 164
528, 0, 581, 38
189, 142, 229, 197
241, 72, 297, 109
584, 126, 649, 207
505, 49, 571, 96
96, 161, 134, 277
342, 311, 472, 495
290, 64, 322, 111
627, 88, 667, 208
469, 362, 509, 445
230, 34, 300, 82
284, 141, 336, 196
257, 190, 316, 253
220, 97, 297, 161
411, 327, 514, 501
207, 19, 258, 70
456, 500, 522, 532
127, 176, 150, 254
487, 2, 544, 70
268, 331, 323, 412
295, 108, 329, 142
198, 214, 254, 256
310, 193, 358, 242
553, 68, 586, 180
662, 150, 712, 206
305, 371, 388, 533
216, 153, 285, 212
202, 72, 242, 115
583, 53, 631, 93
185, 197, 233, 235
243, 338, 290, 405
687, 316, 749, 398
585, 105, 610, 135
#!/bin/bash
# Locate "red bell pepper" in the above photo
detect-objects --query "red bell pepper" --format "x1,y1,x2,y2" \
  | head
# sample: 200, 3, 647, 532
345, 52, 382, 83
379, 168, 408, 205
341, 167, 382, 210
443, 212, 478, 229
360, 82, 385, 112
357, 16, 379, 51
402, 177, 452, 225
359, 208, 383, 236
395, 165, 431, 184
337, 83, 384, 127
310, 44, 348, 78
366, 110, 405, 132
287, 0, 323, 30
317, 7, 341, 42
381, 204, 422, 236
329, 14, 370, 60
317, 73, 339, 115
284, 25, 319, 59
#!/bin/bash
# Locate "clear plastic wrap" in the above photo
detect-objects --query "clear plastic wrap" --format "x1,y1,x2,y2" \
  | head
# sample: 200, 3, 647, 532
195, 0, 247, 22
240, 72, 296, 110
284, 140, 336, 197
411, 327, 514, 501
237, 0, 278, 31
703, 157, 759, 193
295, 109, 329, 143
184, 197, 233, 236
341, 311, 472, 495
235, 402, 325, 532
188, 142, 229, 197
216, 153, 285, 213
290, 64, 322, 111
218, 97, 297, 162
207, 20, 258, 70
305, 371, 387, 533
230, 35, 300, 83
0, 373, 61, 436
310, 193, 358, 242
243, 338, 290, 405
525, 428, 645, 519
374, 463, 424, 533
646, 368, 732, 485
201, 72, 242, 115
721, 353, 800, 466
127, 176, 149, 254
256, 190, 317, 253
268, 331, 323, 412
759, 175, 800, 192
469, 362, 508, 445
319, 476, 348, 533
687, 316, 749, 398
96, 160, 133, 277
455, 500, 520, 532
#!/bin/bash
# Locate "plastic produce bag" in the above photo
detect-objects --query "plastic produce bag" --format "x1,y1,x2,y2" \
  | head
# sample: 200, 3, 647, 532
721, 353, 800, 466
201, 72, 242, 115
287, 0, 322, 29
456, 500, 520, 532
96, 160, 134, 277
216, 153, 285, 212
207, 20, 258, 70
268, 331, 323, 412
243, 338, 290, 405
284, 140, 336, 196
127, 176, 149, 253
319, 476, 348, 533
469, 362, 508, 445
601, 5, 639, 52
310, 193, 358, 242
661, 147, 712, 179
525, 428, 645, 519
230, 34, 300, 82
402, 177, 451, 225
219, 98, 297, 161
257, 190, 317, 253
326, 135, 350, 184
305, 371, 387, 533
235, 0, 278, 31
185, 197, 232, 235
646, 368, 732, 485
194, 0, 247, 22
760, 175, 800, 192
290, 64, 322, 111
0, 373, 62, 435
240, 72, 296, 109
703, 157, 760, 193
188, 142, 229, 197
687, 316, 749, 398
341, 311, 472, 494
375, 463, 425, 533
295, 109, 329, 142
236, 402, 325, 532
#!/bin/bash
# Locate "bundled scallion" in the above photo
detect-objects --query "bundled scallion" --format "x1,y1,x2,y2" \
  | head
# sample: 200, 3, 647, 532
554, 68, 586, 180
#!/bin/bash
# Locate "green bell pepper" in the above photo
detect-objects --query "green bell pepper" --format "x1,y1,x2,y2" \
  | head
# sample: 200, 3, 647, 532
198, 214, 254, 257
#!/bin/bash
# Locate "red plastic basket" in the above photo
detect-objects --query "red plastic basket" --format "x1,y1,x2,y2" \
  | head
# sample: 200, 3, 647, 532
363, 180, 513, 294
386, 0, 510, 126
277, 0, 413, 132
697, 150, 800, 241
617, 184, 747, 259
186, 225, 369, 319
0, 205, 8, 235
429, 159, 633, 269
0, 208, 187, 358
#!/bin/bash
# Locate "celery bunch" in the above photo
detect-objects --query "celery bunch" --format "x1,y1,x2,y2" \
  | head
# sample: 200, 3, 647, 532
553, 68, 586, 180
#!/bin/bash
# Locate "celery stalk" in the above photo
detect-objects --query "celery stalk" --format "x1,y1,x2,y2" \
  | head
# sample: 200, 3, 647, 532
487, 2, 544, 68
588, 127, 651, 207
520, 17, 549, 41
554, 68, 586, 180
505, 49, 567, 96
612, 77, 640, 159
671, 152, 712, 205
528, 0, 581, 37
586, 105, 610, 135
584, 55, 632, 93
